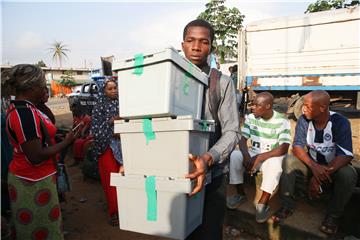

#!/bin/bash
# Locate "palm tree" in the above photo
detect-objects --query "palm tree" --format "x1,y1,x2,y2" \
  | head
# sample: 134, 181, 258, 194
49, 41, 69, 68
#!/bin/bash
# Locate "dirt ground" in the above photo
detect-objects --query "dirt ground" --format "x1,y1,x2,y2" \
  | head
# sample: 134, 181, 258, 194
53, 103, 360, 240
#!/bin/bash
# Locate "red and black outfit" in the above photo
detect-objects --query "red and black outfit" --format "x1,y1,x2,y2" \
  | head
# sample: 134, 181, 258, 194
6, 100, 63, 239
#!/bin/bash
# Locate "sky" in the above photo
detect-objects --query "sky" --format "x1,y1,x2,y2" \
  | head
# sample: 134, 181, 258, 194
1, 0, 312, 69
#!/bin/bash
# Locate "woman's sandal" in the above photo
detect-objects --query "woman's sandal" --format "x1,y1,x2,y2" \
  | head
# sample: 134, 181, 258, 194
319, 215, 338, 235
109, 213, 119, 227
271, 207, 294, 225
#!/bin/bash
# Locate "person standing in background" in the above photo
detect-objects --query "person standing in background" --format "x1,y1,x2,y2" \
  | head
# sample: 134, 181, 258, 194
90, 78, 123, 227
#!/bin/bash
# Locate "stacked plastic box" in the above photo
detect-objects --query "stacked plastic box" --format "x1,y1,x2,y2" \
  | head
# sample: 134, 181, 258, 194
110, 47, 213, 240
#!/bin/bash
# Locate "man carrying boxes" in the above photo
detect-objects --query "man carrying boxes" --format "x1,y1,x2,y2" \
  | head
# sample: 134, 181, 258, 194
182, 19, 240, 240
111, 19, 239, 240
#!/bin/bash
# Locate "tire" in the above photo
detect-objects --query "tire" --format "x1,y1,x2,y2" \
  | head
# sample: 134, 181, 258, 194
293, 96, 304, 120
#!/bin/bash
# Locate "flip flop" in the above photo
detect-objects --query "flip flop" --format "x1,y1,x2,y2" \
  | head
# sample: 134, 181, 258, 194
271, 207, 294, 225
319, 215, 338, 235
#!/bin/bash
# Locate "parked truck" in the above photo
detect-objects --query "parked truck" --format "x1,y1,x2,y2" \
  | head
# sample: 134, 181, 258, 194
238, 6, 360, 118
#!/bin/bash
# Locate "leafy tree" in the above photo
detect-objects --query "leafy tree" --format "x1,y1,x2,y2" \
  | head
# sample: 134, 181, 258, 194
58, 70, 76, 96
35, 60, 47, 67
305, 0, 359, 13
59, 70, 76, 86
49, 41, 69, 68
198, 0, 244, 63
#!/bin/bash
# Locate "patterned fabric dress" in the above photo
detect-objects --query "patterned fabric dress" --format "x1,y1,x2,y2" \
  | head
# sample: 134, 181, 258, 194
8, 173, 62, 240
90, 80, 122, 164
90, 80, 122, 219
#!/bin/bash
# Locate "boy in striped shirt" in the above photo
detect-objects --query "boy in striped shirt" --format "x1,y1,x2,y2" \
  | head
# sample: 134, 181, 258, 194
227, 92, 291, 223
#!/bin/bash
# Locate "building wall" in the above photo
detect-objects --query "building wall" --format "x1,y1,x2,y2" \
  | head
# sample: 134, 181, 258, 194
44, 68, 91, 83
1, 65, 91, 97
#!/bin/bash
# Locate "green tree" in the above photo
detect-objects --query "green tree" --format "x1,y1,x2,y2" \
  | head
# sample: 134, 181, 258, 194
35, 60, 47, 67
58, 70, 76, 96
59, 70, 76, 86
305, 0, 359, 13
49, 41, 69, 68
198, 0, 244, 63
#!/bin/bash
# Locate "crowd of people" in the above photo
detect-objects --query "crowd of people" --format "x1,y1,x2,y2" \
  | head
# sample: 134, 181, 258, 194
1, 19, 358, 240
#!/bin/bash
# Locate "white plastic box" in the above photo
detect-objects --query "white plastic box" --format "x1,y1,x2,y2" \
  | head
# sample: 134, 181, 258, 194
110, 173, 205, 240
114, 116, 214, 177
113, 47, 208, 119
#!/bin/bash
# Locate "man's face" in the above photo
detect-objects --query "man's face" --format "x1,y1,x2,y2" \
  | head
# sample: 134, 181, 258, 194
182, 26, 211, 67
303, 95, 321, 120
250, 96, 268, 118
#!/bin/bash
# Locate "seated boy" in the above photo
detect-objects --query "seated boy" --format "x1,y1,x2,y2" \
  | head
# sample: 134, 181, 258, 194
227, 92, 291, 223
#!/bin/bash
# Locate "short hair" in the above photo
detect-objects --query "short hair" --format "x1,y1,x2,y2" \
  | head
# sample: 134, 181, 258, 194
183, 19, 215, 45
232, 65, 238, 72
256, 92, 274, 107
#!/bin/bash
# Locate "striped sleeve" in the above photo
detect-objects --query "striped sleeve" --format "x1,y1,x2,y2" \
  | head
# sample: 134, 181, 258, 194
8, 107, 41, 145
278, 117, 291, 145
241, 114, 251, 139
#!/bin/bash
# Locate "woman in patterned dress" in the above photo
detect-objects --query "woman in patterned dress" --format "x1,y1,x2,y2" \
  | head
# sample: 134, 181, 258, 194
4, 64, 77, 239
90, 78, 123, 226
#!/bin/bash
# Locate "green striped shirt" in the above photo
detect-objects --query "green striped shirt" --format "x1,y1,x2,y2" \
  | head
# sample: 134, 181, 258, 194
242, 110, 291, 154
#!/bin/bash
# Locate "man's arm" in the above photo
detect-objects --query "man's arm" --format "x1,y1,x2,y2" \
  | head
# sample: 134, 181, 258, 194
249, 143, 289, 174
248, 116, 291, 173
257, 143, 289, 160
292, 116, 332, 183
327, 115, 353, 174
238, 137, 250, 164
186, 76, 240, 196
206, 75, 240, 165
327, 156, 353, 174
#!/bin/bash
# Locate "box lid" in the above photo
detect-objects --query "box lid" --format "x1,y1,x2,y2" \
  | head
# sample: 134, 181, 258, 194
110, 173, 194, 193
112, 46, 208, 86
114, 116, 215, 134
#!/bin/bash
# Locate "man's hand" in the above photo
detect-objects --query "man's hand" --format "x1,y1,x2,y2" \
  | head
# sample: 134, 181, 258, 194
246, 154, 266, 175
308, 176, 321, 200
310, 162, 333, 184
185, 153, 210, 196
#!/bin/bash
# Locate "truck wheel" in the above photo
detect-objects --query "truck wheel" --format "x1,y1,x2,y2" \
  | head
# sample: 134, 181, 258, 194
294, 96, 304, 120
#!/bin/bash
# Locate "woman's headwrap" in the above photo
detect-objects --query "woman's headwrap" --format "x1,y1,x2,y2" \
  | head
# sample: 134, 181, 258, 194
4, 64, 45, 93
90, 77, 122, 164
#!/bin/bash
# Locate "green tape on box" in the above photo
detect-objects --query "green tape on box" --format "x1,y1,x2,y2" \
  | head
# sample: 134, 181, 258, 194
200, 120, 208, 131
133, 53, 144, 75
145, 176, 157, 221
193, 192, 200, 199
183, 63, 193, 96
142, 118, 156, 145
